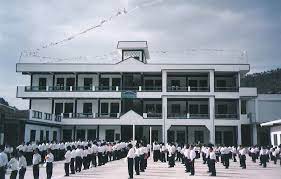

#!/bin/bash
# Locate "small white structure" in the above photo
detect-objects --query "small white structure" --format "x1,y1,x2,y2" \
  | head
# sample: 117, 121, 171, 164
261, 119, 281, 146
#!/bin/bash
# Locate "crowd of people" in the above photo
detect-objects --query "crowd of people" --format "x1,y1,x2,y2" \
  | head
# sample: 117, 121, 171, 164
0, 140, 280, 179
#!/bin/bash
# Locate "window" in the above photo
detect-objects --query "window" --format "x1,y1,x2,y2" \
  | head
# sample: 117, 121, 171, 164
217, 104, 228, 114
112, 78, 121, 90
200, 104, 209, 114
83, 103, 92, 114
194, 131, 204, 143
63, 129, 72, 141
189, 104, 199, 114
55, 103, 63, 115
30, 130, 36, 142
87, 129, 97, 141
188, 80, 197, 87
156, 104, 162, 113
46, 131, 49, 141
110, 103, 120, 117
56, 78, 64, 90
100, 78, 109, 90
215, 131, 222, 144
84, 78, 92, 90
199, 80, 208, 87
53, 131, 57, 141
101, 103, 109, 114
105, 130, 115, 142
38, 78, 47, 90
155, 80, 162, 88
40, 130, 44, 141
274, 134, 278, 146
146, 104, 155, 113
77, 130, 85, 140
241, 100, 247, 114
171, 104, 180, 113
64, 103, 74, 118
216, 80, 226, 87
171, 80, 180, 87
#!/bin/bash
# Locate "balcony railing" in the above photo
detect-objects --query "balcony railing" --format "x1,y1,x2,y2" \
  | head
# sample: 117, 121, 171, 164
167, 113, 209, 119
24, 86, 162, 92
30, 110, 61, 122
64, 113, 121, 119
215, 87, 239, 92
215, 114, 238, 119
167, 86, 209, 92
143, 113, 162, 119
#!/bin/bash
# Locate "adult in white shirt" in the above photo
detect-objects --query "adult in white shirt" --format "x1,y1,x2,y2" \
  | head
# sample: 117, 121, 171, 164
127, 143, 135, 179
239, 146, 247, 169
45, 148, 54, 179
32, 148, 41, 179
184, 144, 191, 173
8, 152, 18, 179
64, 146, 72, 176
209, 147, 216, 176
70, 145, 76, 174
134, 143, 141, 175
260, 146, 267, 168
18, 151, 27, 179
189, 145, 196, 176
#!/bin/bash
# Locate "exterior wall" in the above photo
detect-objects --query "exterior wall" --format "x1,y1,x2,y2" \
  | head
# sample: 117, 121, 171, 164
31, 99, 52, 113
25, 123, 60, 142
270, 125, 281, 146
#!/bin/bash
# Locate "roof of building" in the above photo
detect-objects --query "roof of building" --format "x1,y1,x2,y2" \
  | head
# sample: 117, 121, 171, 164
260, 119, 281, 127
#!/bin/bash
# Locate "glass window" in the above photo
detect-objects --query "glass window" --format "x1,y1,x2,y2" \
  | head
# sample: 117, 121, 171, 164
215, 131, 222, 144
156, 104, 162, 113
100, 78, 109, 90
46, 131, 49, 141
216, 80, 226, 87
30, 130, 36, 142
77, 130, 85, 141
83, 103, 92, 114
241, 100, 247, 114
194, 131, 204, 143
101, 103, 109, 114
84, 78, 92, 90
40, 130, 44, 142
171, 104, 180, 113
171, 80, 180, 87
188, 80, 197, 87
217, 104, 227, 114
189, 104, 199, 114
200, 104, 209, 114
55, 103, 63, 115
53, 131, 57, 141
274, 134, 278, 146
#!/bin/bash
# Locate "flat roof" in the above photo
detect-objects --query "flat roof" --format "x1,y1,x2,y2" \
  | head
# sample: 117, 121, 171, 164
261, 119, 281, 127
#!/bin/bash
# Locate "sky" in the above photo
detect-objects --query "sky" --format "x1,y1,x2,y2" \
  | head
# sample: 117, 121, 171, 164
0, 0, 281, 109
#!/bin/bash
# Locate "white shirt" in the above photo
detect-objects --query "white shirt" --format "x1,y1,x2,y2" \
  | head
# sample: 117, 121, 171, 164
32, 153, 41, 165
0, 152, 8, 167
71, 150, 76, 158
64, 150, 71, 163
184, 148, 190, 159
8, 157, 18, 171
127, 148, 135, 158
210, 151, 216, 160
19, 156, 27, 169
189, 149, 196, 161
46, 153, 54, 163
135, 148, 141, 157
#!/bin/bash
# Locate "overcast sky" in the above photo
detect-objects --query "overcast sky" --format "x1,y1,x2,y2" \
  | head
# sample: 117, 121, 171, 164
0, 0, 281, 109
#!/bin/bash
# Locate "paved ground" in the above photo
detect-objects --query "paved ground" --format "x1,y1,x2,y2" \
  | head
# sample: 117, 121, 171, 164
5, 156, 281, 179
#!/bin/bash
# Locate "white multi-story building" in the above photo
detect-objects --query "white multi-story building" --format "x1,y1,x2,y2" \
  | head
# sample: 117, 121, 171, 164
16, 41, 258, 146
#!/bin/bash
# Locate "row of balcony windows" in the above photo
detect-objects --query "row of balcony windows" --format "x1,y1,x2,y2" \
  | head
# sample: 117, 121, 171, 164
24, 85, 239, 92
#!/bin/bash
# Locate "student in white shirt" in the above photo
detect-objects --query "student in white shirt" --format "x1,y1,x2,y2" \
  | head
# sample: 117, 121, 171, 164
134, 143, 140, 175
70, 145, 76, 174
127, 143, 135, 179
45, 148, 54, 179
33, 148, 41, 179
18, 151, 27, 179
64, 146, 72, 176
8, 152, 19, 179
189, 145, 196, 176
209, 147, 216, 176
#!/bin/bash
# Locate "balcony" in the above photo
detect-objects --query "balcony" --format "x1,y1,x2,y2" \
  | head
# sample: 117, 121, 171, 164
215, 87, 239, 92
215, 114, 238, 119
29, 110, 61, 123
167, 86, 209, 92
62, 112, 162, 119
167, 113, 209, 119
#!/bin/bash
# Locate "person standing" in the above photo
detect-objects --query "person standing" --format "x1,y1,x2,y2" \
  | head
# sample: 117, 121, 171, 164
45, 148, 54, 179
209, 147, 216, 176
184, 144, 190, 173
239, 146, 247, 169
127, 144, 135, 179
32, 148, 41, 179
18, 151, 27, 179
64, 146, 71, 176
70, 145, 76, 174
8, 152, 19, 179
224, 146, 230, 169
189, 145, 196, 176
134, 143, 140, 175
260, 146, 267, 168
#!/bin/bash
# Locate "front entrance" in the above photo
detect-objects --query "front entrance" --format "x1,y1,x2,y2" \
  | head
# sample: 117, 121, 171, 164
105, 129, 114, 142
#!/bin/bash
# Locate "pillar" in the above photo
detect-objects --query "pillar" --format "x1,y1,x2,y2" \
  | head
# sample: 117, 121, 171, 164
162, 70, 167, 92
133, 124, 135, 141
149, 126, 152, 147
209, 70, 215, 93
252, 124, 257, 145
162, 96, 167, 144
237, 124, 242, 145
209, 96, 215, 144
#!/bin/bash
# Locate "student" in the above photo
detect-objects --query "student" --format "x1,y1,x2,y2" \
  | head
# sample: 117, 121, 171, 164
70, 145, 76, 174
8, 152, 19, 179
184, 144, 190, 173
0, 145, 8, 179
260, 146, 267, 168
18, 151, 27, 179
33, 148, 41, 179
134, 143, 140, 175
209, 147, 216, 176
189, 145, 196, 176
127, 143, 135, 179
45, 148, 54, 179
239, 146, 247, 169
64, 146, 72, 176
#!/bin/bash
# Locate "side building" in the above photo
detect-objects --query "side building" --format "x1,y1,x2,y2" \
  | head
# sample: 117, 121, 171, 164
16, 41, 258, 146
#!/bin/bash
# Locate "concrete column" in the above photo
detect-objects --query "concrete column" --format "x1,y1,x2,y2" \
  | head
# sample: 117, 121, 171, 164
133, 124, 135, 141
85, 129, 88, 141
149, 126, 152, 147
237, 124, 242, 145
209, 70, 215, 93
162, 97, 167, 144
252, 124, 258, 145
209, 96, 215, 144
162, 70, 167, 92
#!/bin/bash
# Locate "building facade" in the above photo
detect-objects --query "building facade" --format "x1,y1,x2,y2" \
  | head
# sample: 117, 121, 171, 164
16, 41, 258, 146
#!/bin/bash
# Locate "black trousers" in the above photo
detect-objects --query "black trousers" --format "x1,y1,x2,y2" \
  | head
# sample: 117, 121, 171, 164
224, 154, 229, 168
190, 159, 195, 175
98, 152, 103, 166
92, 154, 97, 167
209, 159, 216, 176
75, 157, 82, 172
46, 162, 53, 179
261, 155, 267, 168
241, 155, 246, 168
33, 164, 39, 179
19, 167, 26, 179
185, 158, 191, 172
140, 154, 145, 172
10, 170, 17, 179
135, 156, 140, 175
0, 167, 5, 179
64, 163, 70, 176
127, 158, 134, 179
70, 158, 75, 174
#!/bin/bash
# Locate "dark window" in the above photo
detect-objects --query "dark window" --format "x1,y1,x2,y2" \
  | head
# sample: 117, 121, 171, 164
77, 130, 85, 140
66, 78, 75, 90
84, 78, 93, 90
200, 104, 209, 114
56, 78, 64, 90
40, 130, 44, 141
105, 130, 114, 142
53, 131, 57, 141
110, 103, 119, 117
274, 134, 278, 146
188, 80, 197, 87
55, 103, 63, 115
217, 104, 227, 114
30, 130, 36, 142
215, 131, 222, 144
87, 129, 96, 141
171, 80, 180, 87
63, 129, 72, 141
171, 104, 180, 113
194, 131, 204, 143
199, 80, 207, 87
100, 78, 110, 90
115, 133, 120, 141
145, 80, 153, 88
46, 131, 49, 141
152, 130, 159, 142
83, 103, 92, 114
101, 103, 109, 114
64, 103, 74, 118
216, 80, 226, 87
146, 104, 155, 113
241, 100, 247, 114
156, 104, 162, 113
39, 78, 47, 90
112, 78, 121, 90
155, 80, 162, 87
189, 104, 199, 114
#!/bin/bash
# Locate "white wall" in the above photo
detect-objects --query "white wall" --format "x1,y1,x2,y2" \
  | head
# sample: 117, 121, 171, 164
270, 125, 281, 146
31, 99, 52, 113
258, 100, 281, 123
25, 124, 60, 142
